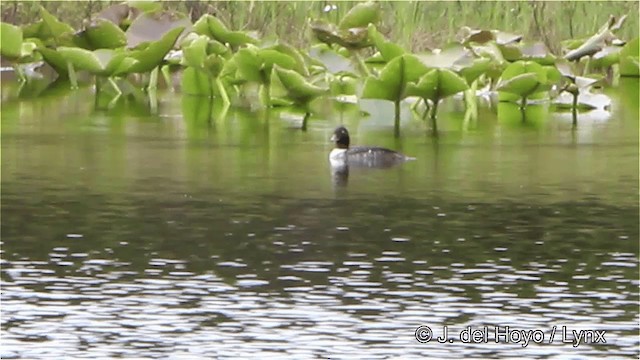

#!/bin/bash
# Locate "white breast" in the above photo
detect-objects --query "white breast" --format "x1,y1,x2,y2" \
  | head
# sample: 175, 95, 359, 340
329, 148, 347, 167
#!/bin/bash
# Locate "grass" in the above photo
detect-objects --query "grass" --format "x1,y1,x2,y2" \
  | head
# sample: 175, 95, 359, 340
1, 1, 638, 52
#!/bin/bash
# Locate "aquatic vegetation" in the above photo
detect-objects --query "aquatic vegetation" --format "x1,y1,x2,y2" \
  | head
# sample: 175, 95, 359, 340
0, 1, 637, 136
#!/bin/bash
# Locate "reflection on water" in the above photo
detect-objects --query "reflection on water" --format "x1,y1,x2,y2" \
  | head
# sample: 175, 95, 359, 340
1, 79, 639, 358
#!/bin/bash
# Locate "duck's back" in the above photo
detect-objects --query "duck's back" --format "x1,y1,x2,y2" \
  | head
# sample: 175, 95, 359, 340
346, 146, 412, 168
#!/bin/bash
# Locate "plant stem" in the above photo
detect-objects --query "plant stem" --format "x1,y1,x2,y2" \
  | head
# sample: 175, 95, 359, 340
394, 99, 401, 138
161, 65, 173, 91
148, 66, 159, 91
260, 82, 271, 109
301, 112, 311, 131
67, 62, 78, 89
430, 98, 439, 135
216, 77, 230, 108
572, 92, 578, 128
353, 50, 371, 77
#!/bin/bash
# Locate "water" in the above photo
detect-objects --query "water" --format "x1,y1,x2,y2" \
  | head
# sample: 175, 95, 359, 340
1, 78, 638, 358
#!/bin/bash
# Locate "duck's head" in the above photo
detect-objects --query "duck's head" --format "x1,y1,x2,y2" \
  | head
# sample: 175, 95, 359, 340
331, 126, 350, 149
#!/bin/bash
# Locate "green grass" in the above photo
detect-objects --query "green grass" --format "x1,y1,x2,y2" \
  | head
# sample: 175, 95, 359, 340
1, 1, 638, 52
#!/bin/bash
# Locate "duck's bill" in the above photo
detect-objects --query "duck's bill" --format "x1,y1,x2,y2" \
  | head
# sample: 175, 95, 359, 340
330, 134, 337, 142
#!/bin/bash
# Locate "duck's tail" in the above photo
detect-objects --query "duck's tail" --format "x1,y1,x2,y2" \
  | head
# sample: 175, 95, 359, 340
404, 156, 417, 161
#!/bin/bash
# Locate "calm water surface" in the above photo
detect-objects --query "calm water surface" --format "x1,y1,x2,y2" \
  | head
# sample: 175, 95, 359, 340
1, 79, 639, 358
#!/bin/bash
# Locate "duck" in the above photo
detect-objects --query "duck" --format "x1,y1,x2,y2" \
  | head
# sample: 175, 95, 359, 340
329, 126, 415, 169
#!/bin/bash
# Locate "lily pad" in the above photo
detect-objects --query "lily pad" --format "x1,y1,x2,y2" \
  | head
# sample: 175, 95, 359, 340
416, 45, 470, 69
193, 14, 258, 48
39, 6, 74, 44
362, 54, 429, 102
338, 1, 381, 30
310, 20, 371, 49
128, 26, 185, 73
368, 24, 404, 62
497, 72, 551, 97
405, 68, 469, 102
554, 91, 611, 110
126, 11, 191, 49
308, 44, 356, 74
79, 18, 127, 50
273, 66, 327, 104
619, 37, 639, 77
57, 47, 138, 76
1, 22, 23, 59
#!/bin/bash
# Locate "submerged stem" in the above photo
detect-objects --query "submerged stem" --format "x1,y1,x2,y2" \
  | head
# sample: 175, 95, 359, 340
572, 92, 578, 128
67, 62, 78, 89
301, 112, 311, 131
353, 50, 371, 77
148, 66, 159, 91
430, 99, 439, 136
394, 99, 401, 138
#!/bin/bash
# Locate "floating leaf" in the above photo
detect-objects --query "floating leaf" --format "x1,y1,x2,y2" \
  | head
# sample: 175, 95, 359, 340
338, 1, 381, 30
405, 68, 469, 102
57, 47, 138, 76
554, 91, 611, 110
362, 54, 429, 101
182, 35, 208, 69
457, 57, 492, 85
96, 3, 134, 25
308, 44, 356, 74
126, 11, 191, 49
269, 43, 308, 76
37, 46, 69, 76
39, 6, 74, 44
273, 66, 327, 104
417, 45, 470, 69
368, 24, 404, 62
1, 22, 23, 59
619, 37, 639, 77
128, 26, 185, 73
80, 18, 127, 50
310, 20, 371, 49
497, 72, 551, 98
193, 14, 258, 48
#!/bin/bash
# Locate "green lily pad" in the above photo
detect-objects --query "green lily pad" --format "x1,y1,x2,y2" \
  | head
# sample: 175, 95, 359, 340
126, 10, 191, 49
57, 47, 138, 76
457, 57, 492, 85
1, 22, 23, 59
416, 45, 470, 69
96, 3, 134, 25
405, 68, 469, 102
338, 1, 381, 30
79, 18, 127, 50
329, 74, 358, 97
362, 54, 429, 101
40, 6, 74, 44
497, 72, 552, 98
308, 44, 357, 74
193, 14, 258, 48
128, 26, 185, 73
269, 43, 309, 76
37, 46, 69, 76
368, 24, 404, 62
310, 20, 371, 49
273, 66, 327, 105
619, 37, 639, 77
182, 35, 208, 69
